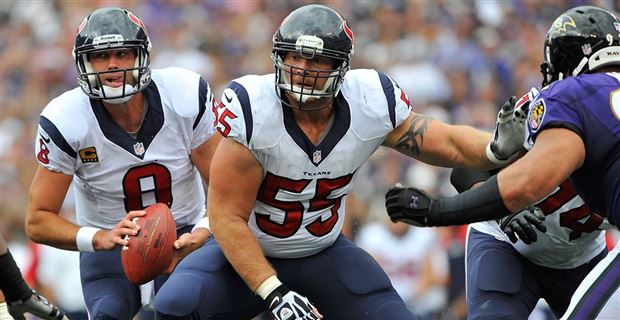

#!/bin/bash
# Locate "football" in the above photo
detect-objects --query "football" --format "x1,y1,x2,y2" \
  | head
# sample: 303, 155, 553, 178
121, 203, 177, 285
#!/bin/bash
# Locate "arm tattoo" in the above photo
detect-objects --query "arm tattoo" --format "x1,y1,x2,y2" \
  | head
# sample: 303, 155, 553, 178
394, 115, 432, 156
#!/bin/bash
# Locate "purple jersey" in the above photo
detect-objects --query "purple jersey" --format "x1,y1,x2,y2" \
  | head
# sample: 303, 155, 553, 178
525, 72, 620, 225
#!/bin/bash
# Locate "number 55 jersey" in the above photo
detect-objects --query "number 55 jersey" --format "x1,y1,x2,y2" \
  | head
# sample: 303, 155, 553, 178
35, 67, 217, 229
216, 69, 412, 258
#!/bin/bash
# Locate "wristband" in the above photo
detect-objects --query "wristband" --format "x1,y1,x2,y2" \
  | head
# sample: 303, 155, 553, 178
191, 217, 210, 233
76, 227, 100, 252
0, 302, 8, 320
485, 143, 510, 166
256, 275, 282, 300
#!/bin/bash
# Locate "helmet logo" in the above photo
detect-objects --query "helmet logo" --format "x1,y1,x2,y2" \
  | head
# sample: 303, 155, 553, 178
93, 34, 124, 49
296, 35, 324, 54
343, 21, 354, 43
552, 15, 576, 33
582, 43, 592, 55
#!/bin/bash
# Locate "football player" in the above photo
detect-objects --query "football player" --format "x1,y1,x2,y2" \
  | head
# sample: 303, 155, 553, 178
451, 165, 607, 319
24, 7, 220, 319
154, 4, 525, 319
385, 5, 620, 319
0, 236, 68, 320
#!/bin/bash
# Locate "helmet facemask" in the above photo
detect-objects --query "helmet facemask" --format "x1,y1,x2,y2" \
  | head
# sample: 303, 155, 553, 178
271, 4, 354, 111
73, 7, 152, 104
272, 41, 350, 111
75, 45, 151, 104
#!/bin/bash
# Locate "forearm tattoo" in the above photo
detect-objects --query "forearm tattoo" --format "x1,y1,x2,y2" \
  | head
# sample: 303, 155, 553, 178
394, 115, 432, 156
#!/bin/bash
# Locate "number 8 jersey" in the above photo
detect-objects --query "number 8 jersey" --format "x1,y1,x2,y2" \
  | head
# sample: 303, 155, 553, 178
35, 67, 217, 230
216, 69, 412, 258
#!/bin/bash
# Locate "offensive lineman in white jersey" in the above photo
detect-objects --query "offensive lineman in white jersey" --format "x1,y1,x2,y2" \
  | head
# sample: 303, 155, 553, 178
24, 7, 219, 319
451, 165, 607, 319
155, 5, 531, 320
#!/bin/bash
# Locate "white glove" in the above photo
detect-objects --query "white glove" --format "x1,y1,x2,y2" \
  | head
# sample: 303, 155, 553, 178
265, 284, 322, 320
486, 87, 540, 166
7, 290, 69, 320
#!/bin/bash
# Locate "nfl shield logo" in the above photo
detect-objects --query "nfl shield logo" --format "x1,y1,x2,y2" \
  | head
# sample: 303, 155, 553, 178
312, 150, 322, 164
133, 142, 145, 156
581, 43, 592, 55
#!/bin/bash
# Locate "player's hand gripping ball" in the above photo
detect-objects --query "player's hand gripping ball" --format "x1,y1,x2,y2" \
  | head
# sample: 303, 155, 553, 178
121, 203, 176, 284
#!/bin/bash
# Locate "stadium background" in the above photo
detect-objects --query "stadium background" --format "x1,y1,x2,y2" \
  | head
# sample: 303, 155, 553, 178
1, 0, 619, 319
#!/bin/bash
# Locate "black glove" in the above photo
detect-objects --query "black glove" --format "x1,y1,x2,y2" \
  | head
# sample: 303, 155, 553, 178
500, 207, 547, 244
7, 290, 69, 320
265, 284, 321, 320
385, 185, 439, 227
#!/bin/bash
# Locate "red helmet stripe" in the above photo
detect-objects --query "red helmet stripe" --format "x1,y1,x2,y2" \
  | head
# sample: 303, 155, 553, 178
343, 21, 354, 43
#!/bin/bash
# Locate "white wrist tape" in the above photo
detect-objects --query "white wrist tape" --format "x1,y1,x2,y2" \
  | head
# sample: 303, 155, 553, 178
485, 143, 510, 166
256, 275, 282, 300
0, 302, 11, 320
76, 227, 100, 252
191, 217, 210, 233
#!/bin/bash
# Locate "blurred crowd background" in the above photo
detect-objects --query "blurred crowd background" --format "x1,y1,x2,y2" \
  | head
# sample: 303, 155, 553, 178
2, 1, 620, 319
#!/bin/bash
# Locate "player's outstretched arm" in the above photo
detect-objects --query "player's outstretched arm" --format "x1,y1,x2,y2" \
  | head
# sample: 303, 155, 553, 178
450, 167, 546, 244
497, 128, 585, 212
383, 93, 533, 170
383, 111, 495, 170
384, 127, 584, 227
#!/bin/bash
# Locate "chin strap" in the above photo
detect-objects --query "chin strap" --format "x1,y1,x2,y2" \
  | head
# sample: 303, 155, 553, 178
98, 84, 136, 104
572, 57, 590, 77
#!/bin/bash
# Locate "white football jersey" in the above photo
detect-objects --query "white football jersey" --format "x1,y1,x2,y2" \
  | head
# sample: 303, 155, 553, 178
216, 69, 412, 258
35, 67, 217, 230
471, 180, 607, 269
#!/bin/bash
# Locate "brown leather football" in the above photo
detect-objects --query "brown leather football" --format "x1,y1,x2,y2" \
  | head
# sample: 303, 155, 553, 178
121, 203, 176, 284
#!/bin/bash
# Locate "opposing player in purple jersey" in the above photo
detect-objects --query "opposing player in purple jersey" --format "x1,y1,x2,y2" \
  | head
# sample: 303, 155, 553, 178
385, 6, 620, 319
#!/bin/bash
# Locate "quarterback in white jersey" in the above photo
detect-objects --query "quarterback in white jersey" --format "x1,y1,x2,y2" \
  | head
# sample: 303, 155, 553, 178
25, 7, 219, 319
36, 66, 214, 229
155, 5, 521, 320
